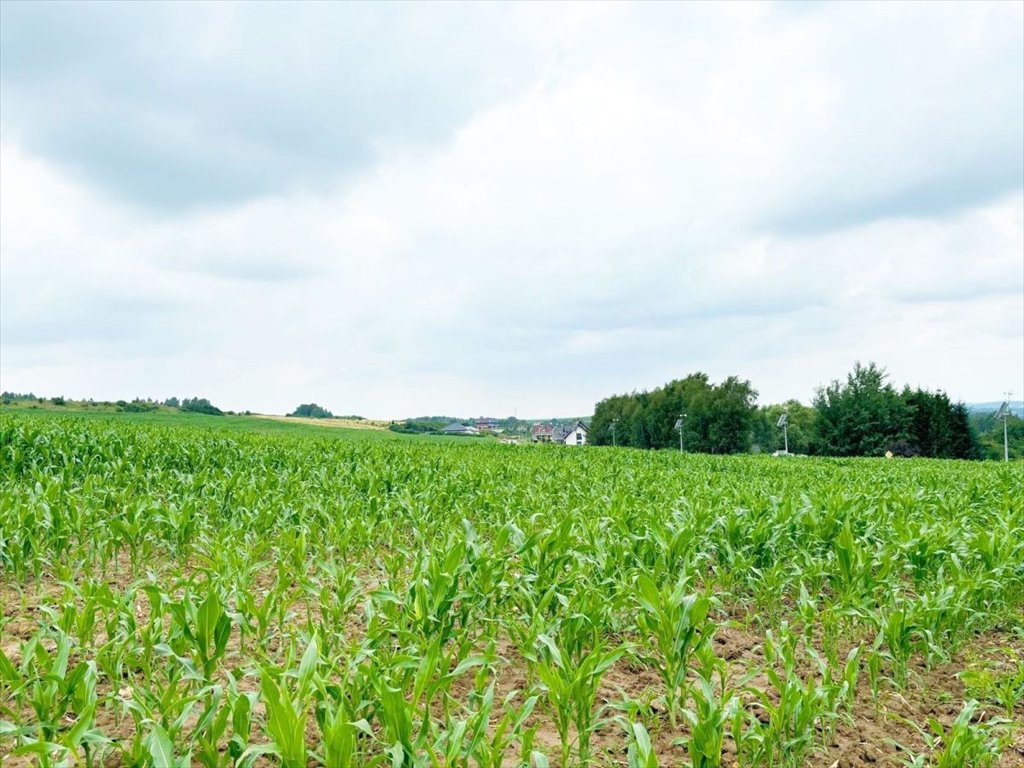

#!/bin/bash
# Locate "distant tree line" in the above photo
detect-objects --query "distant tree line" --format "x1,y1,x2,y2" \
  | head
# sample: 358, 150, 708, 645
1, 392, 229, 416
592, 362, 992, 459
2, 392, 42, 403
121, 398, 159, 412
591, 373, 758, 453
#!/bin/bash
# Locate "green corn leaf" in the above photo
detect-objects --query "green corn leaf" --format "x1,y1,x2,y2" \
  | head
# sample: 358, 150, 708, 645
145, 721, 175, 768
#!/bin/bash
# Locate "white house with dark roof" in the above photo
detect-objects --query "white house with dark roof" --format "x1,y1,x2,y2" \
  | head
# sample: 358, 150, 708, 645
557, 421, 588, 445
532, 421, 588, 445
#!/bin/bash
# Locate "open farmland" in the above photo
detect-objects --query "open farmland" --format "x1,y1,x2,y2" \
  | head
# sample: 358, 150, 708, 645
1, 413, 1022, 767
251, 416, 392, 432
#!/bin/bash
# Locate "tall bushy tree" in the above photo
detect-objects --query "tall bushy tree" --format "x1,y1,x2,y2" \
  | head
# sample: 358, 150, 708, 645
703, 376, 758, 453
902, 388, 980, 459
812, 363, 981, 458
947, 402, 981, 459
812, 362, 909, 456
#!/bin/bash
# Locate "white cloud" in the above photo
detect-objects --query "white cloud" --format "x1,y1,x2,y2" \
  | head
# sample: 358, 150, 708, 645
2, 2, 1022, 417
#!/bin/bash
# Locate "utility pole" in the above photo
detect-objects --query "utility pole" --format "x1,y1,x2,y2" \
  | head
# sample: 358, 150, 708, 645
675, 413, 686, 453
611, 418, 619, 447
996, 393, 1012, 462
777, 411, 789, 454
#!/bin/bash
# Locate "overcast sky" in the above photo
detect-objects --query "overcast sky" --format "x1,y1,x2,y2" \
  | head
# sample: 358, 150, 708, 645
2, 1, 1022, 418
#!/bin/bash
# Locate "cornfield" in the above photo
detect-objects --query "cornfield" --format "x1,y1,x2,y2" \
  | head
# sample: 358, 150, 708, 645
1, 414, 1022, 767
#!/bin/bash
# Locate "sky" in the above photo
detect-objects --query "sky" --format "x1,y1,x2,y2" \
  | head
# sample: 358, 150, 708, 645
1, 1, 1022, 419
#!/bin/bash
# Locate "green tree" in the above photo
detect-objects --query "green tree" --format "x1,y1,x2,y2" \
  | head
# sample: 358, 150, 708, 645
591, 393, 645, 447
703, 376, 757, 454
181, 397, 223, 416
591, 373, 756, 454
812, 362, 909, 456
290, 403, 334, 419
902, 388, 980, 459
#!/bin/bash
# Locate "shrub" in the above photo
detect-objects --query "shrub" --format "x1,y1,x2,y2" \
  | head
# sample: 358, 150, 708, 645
290, 403, 334, 419
181, 398, 223, 416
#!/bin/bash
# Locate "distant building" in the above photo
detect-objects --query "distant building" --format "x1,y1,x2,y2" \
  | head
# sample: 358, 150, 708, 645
474, 418, 500, 432
441, 423, 480, 435
531, 423, 555, 442
559, 421, 588, 446
532, 421, 588, 445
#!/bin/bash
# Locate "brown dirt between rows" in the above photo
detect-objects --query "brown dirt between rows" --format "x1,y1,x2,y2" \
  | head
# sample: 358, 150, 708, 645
2, 562, 1023, 768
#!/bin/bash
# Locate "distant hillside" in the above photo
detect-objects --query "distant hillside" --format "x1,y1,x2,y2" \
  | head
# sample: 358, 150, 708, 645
393, 415, 590, 437
967, 401, 1023, 417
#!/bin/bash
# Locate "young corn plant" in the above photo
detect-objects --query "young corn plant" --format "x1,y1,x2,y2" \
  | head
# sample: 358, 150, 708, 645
365, 638, 465, 768
531, 632, 623, 768
191, 684, 234, 768
16, 631, 106, 751
165, 581, 233, 681
57, 662, 109, 766
245, 635, 321, 768
0, 637, 109, 767
467, 685, 541, 768
832, 519, 870, 600
633, 573, 712, 727
313, 657, 377, 768
866, 635, 885, 708
742, 624, 828, 768
316, 703, 376, 768
958, 650, 1024, 720
624, 721, 659, 768
803, 643, 861, 745
680, 646, 739, 768
144, 720, 192, 768
226, 673, 259, 764
120, 660, 199, 764
893, 700, 1012, 768
877, 600, 917, 690
373, 676, 426, 768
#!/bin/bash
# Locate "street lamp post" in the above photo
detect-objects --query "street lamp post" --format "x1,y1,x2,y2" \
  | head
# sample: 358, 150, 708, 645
674, 413, 687, 453
777, 411, 789, 454
996, 393, 1013, 462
